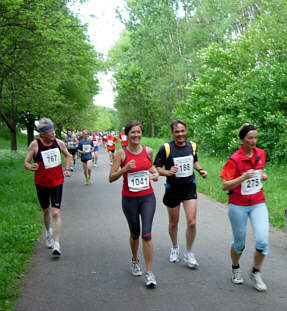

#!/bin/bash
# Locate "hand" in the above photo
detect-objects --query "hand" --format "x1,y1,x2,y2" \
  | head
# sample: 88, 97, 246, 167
30, 163, 39, 171
168, 165, 178, 176
64, 170, 71, 177
149, 167, 159, 182
261, 171, 267, 181
124, 160, 136, 172
242, 169, 255, 179
199, 169, 208, 178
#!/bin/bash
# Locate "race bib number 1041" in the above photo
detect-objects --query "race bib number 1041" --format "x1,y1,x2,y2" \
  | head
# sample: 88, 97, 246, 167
41, 148, 61, 169
127, 170, 149, 192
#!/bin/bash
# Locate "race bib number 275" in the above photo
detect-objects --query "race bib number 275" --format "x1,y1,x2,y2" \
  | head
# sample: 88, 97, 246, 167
241, 170, 263, 195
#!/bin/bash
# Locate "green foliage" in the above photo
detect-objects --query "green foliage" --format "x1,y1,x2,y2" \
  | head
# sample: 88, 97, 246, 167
0, 147, 42, 310
172, 0, 287, 163
0, 0, 102, 149
109, 0, 271, 138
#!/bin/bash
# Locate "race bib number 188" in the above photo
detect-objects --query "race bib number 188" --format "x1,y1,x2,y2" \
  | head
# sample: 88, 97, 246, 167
173, 155, 194, 178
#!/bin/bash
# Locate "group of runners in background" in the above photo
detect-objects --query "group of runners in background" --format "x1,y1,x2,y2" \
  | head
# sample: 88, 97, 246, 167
64, 129, 128, 185
24, 117, 270, 292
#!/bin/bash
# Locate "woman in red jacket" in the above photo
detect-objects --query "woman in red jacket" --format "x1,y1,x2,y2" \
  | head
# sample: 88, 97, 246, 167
109, 120, 159, 288
220, 123, 269, 292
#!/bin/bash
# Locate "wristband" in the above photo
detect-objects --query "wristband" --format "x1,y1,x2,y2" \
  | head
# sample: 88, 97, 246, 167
64, 168, 70, 172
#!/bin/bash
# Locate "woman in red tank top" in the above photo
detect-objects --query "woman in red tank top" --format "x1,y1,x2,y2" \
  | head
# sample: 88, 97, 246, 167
109, 120, 159, 288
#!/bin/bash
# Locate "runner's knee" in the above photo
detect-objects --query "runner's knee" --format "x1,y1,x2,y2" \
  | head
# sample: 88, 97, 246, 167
131, 234, 140, 240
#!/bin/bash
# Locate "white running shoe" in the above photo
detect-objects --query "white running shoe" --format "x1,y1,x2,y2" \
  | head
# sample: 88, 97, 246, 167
169, 246, 180, 263
183, 251, 199, 269
232, 268, 244, 284
249, 271, 267, 291
52, 242, 61, 256
145, 271, 157, 288
45, 229, 54, 249
131, 260, 142, 276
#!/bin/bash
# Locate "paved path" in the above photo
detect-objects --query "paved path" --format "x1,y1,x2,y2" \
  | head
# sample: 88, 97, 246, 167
16, 148, 287, 311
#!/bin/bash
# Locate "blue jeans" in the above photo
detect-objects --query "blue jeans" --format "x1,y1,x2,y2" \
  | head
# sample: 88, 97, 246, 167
228, 203, 269, 255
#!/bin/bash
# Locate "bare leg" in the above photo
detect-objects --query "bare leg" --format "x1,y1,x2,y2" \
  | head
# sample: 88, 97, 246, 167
86, 160, 92, 179
167, 206, 180, 246
52, 208, 62, 243
183, 200, 197, 251
82, 162, 88, 180
254, 250, 265, 270
231, 245, 242, 266
43, 208, 51, 231
130, 237, 140, 261
142, 239, 153, 272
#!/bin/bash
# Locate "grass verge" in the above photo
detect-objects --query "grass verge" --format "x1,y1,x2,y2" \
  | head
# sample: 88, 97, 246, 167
0, 136, 42, 311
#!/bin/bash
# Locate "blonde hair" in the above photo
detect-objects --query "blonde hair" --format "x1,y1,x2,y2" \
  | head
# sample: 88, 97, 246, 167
37, 117, 53, 133
238, 123, 250, 137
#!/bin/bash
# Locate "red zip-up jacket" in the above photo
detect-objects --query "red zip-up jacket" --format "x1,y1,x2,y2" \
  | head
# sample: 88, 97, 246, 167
224, 145, 266, 206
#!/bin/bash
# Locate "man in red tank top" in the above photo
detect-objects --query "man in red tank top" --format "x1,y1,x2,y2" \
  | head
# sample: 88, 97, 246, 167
24, 117, 71, 257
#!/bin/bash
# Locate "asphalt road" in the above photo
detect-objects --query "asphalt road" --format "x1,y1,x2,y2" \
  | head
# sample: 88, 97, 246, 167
16, 147, 287, 311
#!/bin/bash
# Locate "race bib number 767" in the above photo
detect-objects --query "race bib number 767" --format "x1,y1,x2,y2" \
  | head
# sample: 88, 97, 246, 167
41, 148, 61, 169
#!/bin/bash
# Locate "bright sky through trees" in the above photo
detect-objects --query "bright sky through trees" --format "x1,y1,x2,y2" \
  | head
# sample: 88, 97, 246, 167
70, 0, 126, 108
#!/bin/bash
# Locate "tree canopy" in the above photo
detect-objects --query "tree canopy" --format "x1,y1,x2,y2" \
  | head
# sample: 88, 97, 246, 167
107, 0, 287, 163
0, 0, 102, 149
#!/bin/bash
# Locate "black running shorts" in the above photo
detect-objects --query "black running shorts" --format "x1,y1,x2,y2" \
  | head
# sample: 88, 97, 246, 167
163, 182, 197, 208
68, 148, 77, 155
35, 184, 63, 209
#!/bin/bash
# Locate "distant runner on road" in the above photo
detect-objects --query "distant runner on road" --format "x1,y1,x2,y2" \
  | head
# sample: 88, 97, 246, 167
92, 131, 99, 167
24, 117, 71, 257
154, 119, 207, 269
65, 129, 78, 171
109, 120, 159, 288
221, 123, 269, 292
104, 132, 117, 165
78, 130, 94, 185
119, 127, 128, 149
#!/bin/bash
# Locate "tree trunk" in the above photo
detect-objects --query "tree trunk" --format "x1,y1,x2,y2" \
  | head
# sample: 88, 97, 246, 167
56, 127, 62, 139
10, 127, 17, 151
150, 114, 154, 137
0, 102, 17, 151
26, 116, 35, 146
10, 102, 17, 151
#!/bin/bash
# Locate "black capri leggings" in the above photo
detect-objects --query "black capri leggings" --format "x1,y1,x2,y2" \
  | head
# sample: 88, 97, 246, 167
122, 192, 156, 241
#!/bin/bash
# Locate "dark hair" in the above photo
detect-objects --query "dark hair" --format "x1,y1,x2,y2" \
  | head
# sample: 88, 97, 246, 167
238, 124, 257, 139
170, 119, 186, 131
124, 120, 143, 135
